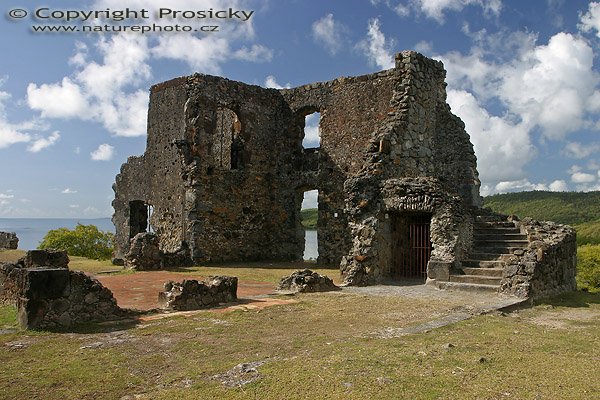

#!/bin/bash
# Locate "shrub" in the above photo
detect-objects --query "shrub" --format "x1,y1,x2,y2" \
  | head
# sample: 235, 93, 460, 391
38, 224, 114, 260
577, 244, 600, 292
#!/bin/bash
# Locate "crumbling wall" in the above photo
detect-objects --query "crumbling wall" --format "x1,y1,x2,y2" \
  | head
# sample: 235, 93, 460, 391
0, 232, 18, 249
158, 276, 238, 311
182, 75, 302, 262
281, 70, 396, 265
500, 218, 577, 298
340, 52, 479, 284
112, 77, 189, 262
112, 51, 480, 271
0, 250, 126, 329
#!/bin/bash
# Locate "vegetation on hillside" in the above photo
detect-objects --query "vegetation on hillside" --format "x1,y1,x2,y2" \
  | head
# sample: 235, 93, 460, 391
483, 191, 600, 225
301, 208, 318, 229
577, 244, 600, 292
38, 224, 114, 260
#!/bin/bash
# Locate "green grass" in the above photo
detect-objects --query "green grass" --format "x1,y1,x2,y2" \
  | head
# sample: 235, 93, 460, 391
301, 208, 318, 229
574, 219, 600, 245
0, 290, 598, 399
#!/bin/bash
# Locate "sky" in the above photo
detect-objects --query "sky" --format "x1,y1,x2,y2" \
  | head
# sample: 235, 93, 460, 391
1, 0, 600, 218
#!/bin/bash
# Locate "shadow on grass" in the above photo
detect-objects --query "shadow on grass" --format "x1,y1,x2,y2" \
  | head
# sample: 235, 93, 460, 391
535, 290, 600, 308
166, 260, 340, 272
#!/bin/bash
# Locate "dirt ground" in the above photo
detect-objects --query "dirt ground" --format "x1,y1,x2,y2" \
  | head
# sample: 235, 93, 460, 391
95, 271, 276, 311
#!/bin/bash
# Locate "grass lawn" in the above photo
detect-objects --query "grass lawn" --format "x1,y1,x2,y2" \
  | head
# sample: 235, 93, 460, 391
1, 285, 599, 399
1, 250, 599, 399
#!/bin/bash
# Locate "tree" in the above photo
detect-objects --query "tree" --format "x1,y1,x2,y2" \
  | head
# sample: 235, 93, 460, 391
38, 224, 114, 260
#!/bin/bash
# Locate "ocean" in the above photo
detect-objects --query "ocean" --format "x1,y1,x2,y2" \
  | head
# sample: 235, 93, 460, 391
0, 218, 319, 260
0, 218, 114, 250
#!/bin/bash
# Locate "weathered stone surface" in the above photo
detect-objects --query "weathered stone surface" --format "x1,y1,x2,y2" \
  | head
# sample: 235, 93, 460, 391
110, 50, 575, 298
19, 249, 69, 269
158, 276, 238, 311
0, 232, 18, 249
124, 233, 163, 270
13, 268, 125, 330
1, 257, 127, 329
499, 218, 577, 299
278, 269, 340, 293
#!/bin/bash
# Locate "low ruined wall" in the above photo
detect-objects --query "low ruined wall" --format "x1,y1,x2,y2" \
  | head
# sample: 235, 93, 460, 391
158, 276, 238, 311
500, 218, 577, 299
0, 232, 18, 249
0, 250, 127, 330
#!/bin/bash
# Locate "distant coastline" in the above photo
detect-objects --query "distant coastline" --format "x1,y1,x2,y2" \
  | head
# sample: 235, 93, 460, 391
0, 218, 114, 250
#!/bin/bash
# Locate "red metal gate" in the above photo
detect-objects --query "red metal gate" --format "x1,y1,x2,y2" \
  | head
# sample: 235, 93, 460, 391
392, 213, 432, 279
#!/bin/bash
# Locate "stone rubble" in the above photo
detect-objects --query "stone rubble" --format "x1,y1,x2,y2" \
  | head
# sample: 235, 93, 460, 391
158, 276, 238, 311
0, 232, 18, 250
277, 269, 340, 293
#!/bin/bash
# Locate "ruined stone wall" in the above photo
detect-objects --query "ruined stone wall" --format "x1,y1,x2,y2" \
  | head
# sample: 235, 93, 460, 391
113, 78, 189, 261
182, 75, 302, 261
340, 52, 480, 284
501, 218, 577, 298
0, 232, 18, 250
281, 70, 396, 265
0, 250, 126, 329
113, 50, 481, 270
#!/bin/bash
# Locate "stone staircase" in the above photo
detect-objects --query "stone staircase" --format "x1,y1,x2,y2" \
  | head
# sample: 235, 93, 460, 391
439, 213, 529, 293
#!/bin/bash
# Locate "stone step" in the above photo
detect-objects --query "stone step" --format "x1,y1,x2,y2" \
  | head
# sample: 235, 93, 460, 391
462, 259, 505, 268
470, 253, 515, 261
475, 233, 527, 241
435, 281, 499, 294
474, 227, 521, 235
475, 239, 528, 245
474, 246, 526, 255
449, 274, 502, 285
474, 221, 516, 228
460, 267, 504, 277
475, 215, 506, 222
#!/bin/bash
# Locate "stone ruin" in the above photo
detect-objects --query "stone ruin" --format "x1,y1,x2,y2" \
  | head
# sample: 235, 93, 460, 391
0, 232, 18, 250
277, 269, 340, 293
112, 50, 576, 300
0, 250, 127, 330
158, 276, 238, 311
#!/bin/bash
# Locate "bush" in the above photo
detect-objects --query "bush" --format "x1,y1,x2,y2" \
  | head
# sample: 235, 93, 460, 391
577, 244, 600, 292
38, 224, 114, 260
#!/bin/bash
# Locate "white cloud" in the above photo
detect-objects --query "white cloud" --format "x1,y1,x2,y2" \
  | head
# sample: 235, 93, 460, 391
27, 35, 150, 137
264, 76, 290, 89
564, 141, 600, 159
302, 189, 318, 209
27, 131, 60, 153
83, 206, 100, 216
571, 171, 596, 183
27, 78, 89, 119
61, 188, 78, 194
447, 89, 534, 183
0, 193, 14, 199
27, 0, 272, 138
412, 0, 502, 23
579, 2, 600, 38
303, 113, 321, 148
0, 81, 35, 149
312, 14, 347, 55
69, 204, 80, 209
494, 179, 548, 194
549, 180, 568, 192
357, 18, 395, 70
90, 144, 115, 161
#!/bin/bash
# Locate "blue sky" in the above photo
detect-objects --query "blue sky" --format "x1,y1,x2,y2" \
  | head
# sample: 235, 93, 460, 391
1, 0, 600, 217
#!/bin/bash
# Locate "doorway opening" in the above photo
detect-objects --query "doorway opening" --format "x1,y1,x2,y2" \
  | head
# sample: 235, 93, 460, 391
391, 212, 432, 280
129, 200, 154, 238
301, 189, 318, 260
